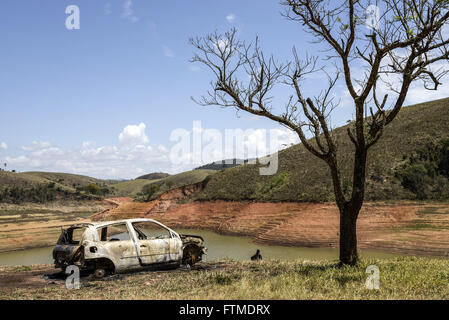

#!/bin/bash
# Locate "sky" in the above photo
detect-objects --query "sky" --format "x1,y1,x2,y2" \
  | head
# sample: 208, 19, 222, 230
0, 0, 448, 179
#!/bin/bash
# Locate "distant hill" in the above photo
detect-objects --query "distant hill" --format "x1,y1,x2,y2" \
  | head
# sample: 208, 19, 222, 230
0, 171, 115, 203
195, 159, 252, 170
2, 98, 448, 204
111, 169, 216, 198
196, 98, 449, 202
0, 168, 216, 200
0, 171, 112, 190
136, 172, 170, 180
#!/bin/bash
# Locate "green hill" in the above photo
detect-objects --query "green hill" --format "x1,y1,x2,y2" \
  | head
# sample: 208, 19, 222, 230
147, 169, 215, 191
0, 171, 114, 203
136, 172, 170, 180
0, 168, 216, 200
196, 98, 449, 202
195, 159, 250, 170
111, 169, 216, 198
0, 171, 111, 191
110, 179, 159, 197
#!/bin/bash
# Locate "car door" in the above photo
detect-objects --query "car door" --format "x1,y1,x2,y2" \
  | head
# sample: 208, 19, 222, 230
167, 235, 183, 261
131, 222, 172, 264
97, 223, 140, 270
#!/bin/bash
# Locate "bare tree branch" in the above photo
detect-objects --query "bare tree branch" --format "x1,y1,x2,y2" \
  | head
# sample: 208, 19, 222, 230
191, 0, 449, 265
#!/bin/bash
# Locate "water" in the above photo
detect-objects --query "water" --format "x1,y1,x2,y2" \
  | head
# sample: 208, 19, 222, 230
176, 229, 398, 261
0, 229, 398, 266
0, 247, 54, 266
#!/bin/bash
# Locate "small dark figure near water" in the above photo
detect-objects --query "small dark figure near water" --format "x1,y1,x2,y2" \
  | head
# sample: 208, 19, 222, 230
251, 249, 262, 261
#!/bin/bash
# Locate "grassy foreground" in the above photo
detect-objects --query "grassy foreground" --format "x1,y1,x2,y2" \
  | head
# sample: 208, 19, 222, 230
1, 256, 448, 299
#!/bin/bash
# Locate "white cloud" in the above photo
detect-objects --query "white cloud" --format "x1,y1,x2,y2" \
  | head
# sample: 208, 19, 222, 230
118, 123, 149, 146
405, 83, 449, 105
21, 141, 51, 151
82, 141, 96, 149
0, 142, 7, 150
121, 0, 139, 22
2, 123, 301, 180
162, 46, 175, 58
7, 142, 170, 180
241, 128, 299, 158
194, 127, 299, 165
226, 14, 236, 23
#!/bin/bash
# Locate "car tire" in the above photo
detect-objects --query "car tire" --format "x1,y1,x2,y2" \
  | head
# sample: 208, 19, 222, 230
94, 268, 106, 279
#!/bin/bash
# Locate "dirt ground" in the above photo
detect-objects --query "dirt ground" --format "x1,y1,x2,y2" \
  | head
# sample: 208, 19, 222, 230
94, 197, 449, 257
0, 262, 223, 291
0, 200, 113, 253
0, 265, 57, 289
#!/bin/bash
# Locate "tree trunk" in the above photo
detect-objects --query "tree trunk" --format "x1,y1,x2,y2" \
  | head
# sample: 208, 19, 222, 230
339, 204, 358, 265
337, 145, 367, 265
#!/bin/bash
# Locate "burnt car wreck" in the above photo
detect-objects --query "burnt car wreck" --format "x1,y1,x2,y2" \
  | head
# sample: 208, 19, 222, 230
53, 218, 207, 277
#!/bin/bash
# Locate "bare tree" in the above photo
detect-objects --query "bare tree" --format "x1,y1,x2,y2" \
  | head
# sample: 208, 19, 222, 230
190, 0, 449, 265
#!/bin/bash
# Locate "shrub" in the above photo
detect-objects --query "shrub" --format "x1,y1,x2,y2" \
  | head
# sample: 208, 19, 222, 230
394, 139, 449, 200
396, 164, 429, 199
142, 184, 160, 201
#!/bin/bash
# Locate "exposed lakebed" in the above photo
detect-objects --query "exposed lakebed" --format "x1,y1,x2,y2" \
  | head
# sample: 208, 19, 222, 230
0, 229, 398, 266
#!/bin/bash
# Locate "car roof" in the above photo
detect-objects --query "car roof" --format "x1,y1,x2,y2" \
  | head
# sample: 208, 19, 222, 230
89, 218, 162, 229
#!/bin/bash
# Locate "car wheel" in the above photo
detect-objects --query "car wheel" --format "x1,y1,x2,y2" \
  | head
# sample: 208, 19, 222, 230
94, 268, 106, 279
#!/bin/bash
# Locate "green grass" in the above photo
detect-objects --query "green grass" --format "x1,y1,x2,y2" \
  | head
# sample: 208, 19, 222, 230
1, 257, 449, 299
197, 98, 449, 202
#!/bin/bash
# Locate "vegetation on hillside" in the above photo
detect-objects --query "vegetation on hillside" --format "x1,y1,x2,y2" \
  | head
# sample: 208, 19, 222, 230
75, 183, 112, 197
134, 169, 216, 201
139, 184, 160, 201
395, 139, 449, 200
109, 170, 214, 199
0, 171, 113, 190
0, 171, 114, 203
136, 172, 170, 180
196, 99, 449, 202
195, 159, 250, 171
0, 183, 96, 204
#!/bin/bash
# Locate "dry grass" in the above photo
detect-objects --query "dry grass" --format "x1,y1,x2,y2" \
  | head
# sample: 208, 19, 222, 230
1, 257, 448, 300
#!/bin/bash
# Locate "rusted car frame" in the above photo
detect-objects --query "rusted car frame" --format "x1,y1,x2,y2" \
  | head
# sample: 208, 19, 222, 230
53, 218, 207, 276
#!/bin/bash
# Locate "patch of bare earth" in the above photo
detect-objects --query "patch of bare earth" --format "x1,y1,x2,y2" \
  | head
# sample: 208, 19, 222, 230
0, 200, 113, 253
92, 189, 449, 256
0, 265, 60, 290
